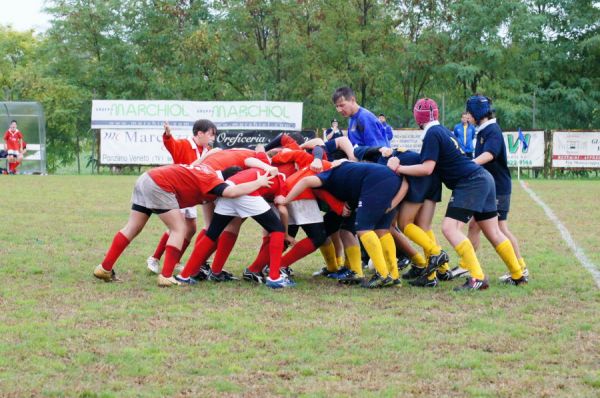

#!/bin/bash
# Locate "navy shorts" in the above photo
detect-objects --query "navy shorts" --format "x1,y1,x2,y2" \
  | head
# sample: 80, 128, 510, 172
324, 140, 337, 160
496, 194, 511, 221
446, 169, 497, 222
355, 176, 400, 231
405, 174, 442, 204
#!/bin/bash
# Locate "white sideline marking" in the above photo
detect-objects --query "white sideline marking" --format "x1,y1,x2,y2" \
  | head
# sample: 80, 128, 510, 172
520, 180, 600, 288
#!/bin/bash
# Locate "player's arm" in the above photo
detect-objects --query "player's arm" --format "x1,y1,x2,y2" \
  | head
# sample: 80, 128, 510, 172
277, 176, 323, 205
474, 132, 502, 165
218, 172, 274, 198
473, 152, 494, 165
245, 156, 278, 176
389, 177, 409, 210
197, 147, 222, 163
300, 138, 325, 149
363, 118, 382, 146
387, 156, 435, 177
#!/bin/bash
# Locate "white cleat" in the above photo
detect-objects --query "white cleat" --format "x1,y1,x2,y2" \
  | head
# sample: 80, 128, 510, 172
147, 256, 160, 274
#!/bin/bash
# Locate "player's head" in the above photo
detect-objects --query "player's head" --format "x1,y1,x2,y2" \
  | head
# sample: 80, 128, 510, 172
413, 98, 439, 128
9, 120, 17, 131
331, 118, 338, 127
378, 113, 386, 123
332, 87, 359, 118
192, 119, 217, 146
286, 132, 305, 146
466, 95, 493, 125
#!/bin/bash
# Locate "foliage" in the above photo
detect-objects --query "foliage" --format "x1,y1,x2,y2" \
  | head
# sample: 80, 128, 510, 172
0, 0, 598, 168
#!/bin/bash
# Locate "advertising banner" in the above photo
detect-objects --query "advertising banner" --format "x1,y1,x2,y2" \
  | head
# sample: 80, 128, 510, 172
552, 131, 600, 168
99, 129, 316, 165
504, 130, 545, 167
92, 100, 303, 131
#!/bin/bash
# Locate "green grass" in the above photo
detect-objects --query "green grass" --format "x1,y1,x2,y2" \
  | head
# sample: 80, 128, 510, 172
0, 176, 598, 397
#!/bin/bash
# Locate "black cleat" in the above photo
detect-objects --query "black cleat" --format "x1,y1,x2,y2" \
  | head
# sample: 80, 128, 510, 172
437, 270, 454, 281
425, 250, 449, 275
191, 262, 211, 281
242, 268, 266, 284
503, 275, 528, 286
402, 266, 426, 280
397, 256, 412, 271
409, 274, 439, 288
338, 271, 364, 285
207, 270, 239, 282
361, 273, 392, 289
453, 277, 489, 291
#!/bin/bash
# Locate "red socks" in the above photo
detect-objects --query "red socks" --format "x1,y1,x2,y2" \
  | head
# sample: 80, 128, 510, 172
268, 232, 285, 280
211, 231, 238, 274
194, 228, 207, 246
248, 236, 270, 273
101, 232, 130, 271
179, 235, 217, 278
281, 238, 316, 268
161, 245, 182, 278
152, 232, 169, 259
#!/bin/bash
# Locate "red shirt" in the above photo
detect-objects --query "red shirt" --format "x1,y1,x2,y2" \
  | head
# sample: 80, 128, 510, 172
4, 130, 23, 151
202, 148, 270, 170
227, 168, 288, 201
148, 164, 224, 208
163, 134, 209, 164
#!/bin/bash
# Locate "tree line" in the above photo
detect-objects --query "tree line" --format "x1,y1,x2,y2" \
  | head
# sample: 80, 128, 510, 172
1, 0, 598, 171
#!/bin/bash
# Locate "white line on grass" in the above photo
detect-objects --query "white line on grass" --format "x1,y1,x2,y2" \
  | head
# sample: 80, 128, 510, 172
520, 180, 600, 288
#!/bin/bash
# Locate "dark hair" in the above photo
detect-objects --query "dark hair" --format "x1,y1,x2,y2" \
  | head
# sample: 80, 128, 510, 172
331, 118, 338, 123
193, 119, 217, 136
222, 166, 243, 180
286, 132, 305, 145
378, 113, 385, 117
332, 87, 355, 103
10, 120, 17, 124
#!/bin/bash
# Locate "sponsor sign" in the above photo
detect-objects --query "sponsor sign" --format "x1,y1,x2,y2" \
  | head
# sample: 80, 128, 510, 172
99, 129, 315, 165
92, 100, 303, 131
552, 131, 600, 168
505, 130, 545, 167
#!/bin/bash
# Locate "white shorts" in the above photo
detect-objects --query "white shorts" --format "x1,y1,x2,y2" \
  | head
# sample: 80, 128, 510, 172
180, 206, 197, 219
131, 172, 179, 210
288, 199, 323, 225
215, 195, 270, 218
7, 149, 19, 157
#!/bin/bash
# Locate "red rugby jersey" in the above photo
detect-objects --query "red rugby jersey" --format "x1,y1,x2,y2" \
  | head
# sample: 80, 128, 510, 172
202, 149, 270, 170
4, 130, 23, 151
227, 167, 288, 201
148, 164, 224, 208
163, 134, 209, 164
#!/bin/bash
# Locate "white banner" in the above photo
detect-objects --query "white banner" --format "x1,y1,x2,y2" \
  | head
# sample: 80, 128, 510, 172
100, 129, 185, 165
390, 129, 544, 167
504, 130, 545, 167
552, 131, 600, 168
390, 129, 423, 152
92, 100, 303, 131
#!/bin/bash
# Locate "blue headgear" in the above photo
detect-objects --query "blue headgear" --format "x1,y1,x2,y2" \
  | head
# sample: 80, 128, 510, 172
466, 95, 493, 123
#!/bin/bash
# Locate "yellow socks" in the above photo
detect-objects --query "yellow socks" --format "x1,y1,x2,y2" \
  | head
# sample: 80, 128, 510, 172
410, 253, 427, 269
336, 256, 344, 268
379, 233, 399, 280
495, 240, 523, 279
359, 231, 389, 278
345, 245, 363, 277
518, 257, 527, 272
319, 240, 339, 272
454, 239, 485, 280
404, 223, 441, 256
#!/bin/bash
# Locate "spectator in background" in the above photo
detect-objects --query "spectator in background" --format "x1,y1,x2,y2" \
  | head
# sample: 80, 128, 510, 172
325, 118, 343, 141
4, 120, 24, 174
453, 112, 476, 158
378, 113, 394, 142
332, 86, 390, 147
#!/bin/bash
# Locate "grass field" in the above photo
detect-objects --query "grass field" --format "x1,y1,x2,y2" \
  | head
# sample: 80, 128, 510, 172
0, 176, 599, 397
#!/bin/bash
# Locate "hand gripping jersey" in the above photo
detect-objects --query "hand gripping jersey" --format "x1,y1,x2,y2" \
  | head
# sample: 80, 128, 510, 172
227, 167, 288, 201
147, 164, 225, 208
